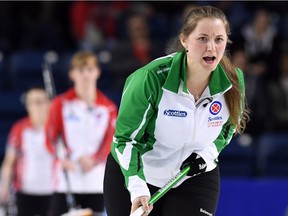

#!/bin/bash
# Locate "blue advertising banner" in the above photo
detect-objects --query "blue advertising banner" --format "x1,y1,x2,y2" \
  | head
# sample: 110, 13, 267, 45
217, 178, 288, 216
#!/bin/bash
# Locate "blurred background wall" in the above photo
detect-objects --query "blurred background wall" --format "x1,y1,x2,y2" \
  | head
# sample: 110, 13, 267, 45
0, 1, 287, 215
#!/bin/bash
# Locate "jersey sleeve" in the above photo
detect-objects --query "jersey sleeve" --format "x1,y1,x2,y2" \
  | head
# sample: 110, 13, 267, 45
45, 97, 63, 155
213, 120, 236, 154
6, 122, 22, 151
92, 103, 118, 163
236, 68, 246, 114
110, 69, 159, 203
212, 68, 245, 155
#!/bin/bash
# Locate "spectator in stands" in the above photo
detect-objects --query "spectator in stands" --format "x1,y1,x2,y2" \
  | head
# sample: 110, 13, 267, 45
69, 1, 130, 50
109, 12, 165, 91
240, 8, 280, 74
231, 49, 269, 137
0, 86, 53, 216
255, 52, 288, 175
241, 9, 278, 57
45, 51, 117, 216
266, 51, 288, 132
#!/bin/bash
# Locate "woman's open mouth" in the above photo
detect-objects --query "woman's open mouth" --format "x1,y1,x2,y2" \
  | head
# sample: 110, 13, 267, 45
203, 56, 216, 64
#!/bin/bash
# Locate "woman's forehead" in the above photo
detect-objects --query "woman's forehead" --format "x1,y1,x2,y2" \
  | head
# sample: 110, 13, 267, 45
192, 18, 227, 36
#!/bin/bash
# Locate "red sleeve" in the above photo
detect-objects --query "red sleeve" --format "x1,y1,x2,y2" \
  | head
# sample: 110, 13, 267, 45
45, 97, 63, 155
92, 103, 118, 163
6, 121, 23, 150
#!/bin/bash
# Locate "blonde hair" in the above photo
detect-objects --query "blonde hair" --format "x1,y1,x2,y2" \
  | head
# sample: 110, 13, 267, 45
70, 51, 99, 70
167, 6, 249, 133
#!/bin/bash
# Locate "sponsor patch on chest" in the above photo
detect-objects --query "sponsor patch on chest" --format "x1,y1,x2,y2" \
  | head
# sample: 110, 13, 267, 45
164, 109, 187, 117
65, 110, 80, 121
207, 116, 223, 127
209, 101, 222, 115
207, 101, 223, 127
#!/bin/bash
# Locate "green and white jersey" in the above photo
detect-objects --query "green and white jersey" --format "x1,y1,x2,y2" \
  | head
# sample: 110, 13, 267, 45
111, 51, 244, 202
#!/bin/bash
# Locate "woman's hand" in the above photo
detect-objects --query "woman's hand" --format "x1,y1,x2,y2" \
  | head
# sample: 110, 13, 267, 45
180, 152, 207, 176
78, 156, 95, 173
61, 158, 77, 172
131, 195, 153, 215
0, 187, 10, 204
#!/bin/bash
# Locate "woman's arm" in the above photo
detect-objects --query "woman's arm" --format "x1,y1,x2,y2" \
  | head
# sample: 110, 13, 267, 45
111, 68, 159, 204
0, 148, 16, 203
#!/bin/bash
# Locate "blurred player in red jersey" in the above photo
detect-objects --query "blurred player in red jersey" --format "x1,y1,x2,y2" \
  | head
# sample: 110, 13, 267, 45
45, 51, 117, 216
0, 87, 53, 216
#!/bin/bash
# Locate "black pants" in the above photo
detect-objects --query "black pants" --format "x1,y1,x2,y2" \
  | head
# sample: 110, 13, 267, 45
49, 193, 104, 216
16, 192, 52, 216
104, 153, 220, 216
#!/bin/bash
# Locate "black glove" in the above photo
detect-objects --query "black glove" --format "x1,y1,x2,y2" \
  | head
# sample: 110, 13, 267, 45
180, 152, 207, 176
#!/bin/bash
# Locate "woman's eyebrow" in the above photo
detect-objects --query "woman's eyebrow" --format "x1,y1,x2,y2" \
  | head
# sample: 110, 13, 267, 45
198, 33, 225, 37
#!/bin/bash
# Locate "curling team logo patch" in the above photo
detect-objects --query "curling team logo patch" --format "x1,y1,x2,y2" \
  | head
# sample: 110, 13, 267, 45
209, 101, 222, 115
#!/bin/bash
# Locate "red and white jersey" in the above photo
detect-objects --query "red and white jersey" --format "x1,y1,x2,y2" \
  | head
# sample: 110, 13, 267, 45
46, 88, 117, 193
6, 117, 54, 195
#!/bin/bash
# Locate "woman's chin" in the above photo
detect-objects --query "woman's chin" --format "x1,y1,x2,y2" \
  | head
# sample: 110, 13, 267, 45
202, 63, 217, 72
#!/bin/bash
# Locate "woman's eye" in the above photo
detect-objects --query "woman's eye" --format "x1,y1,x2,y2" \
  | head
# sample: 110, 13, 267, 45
198, 37, 207, 42
215, 38, 224, 43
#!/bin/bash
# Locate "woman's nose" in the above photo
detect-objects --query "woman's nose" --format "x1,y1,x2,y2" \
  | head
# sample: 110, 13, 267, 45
207, 40, 215, 51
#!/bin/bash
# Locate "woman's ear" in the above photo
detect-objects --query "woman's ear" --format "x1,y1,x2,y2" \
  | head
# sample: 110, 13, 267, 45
180, 34, 187, 49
